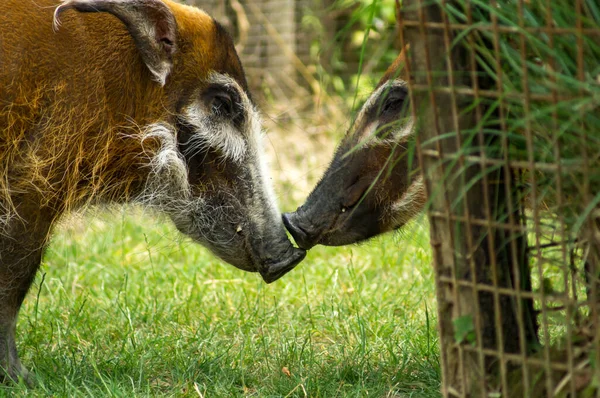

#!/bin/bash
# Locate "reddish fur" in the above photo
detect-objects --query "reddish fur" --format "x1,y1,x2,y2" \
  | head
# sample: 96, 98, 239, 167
0, 0, 246, 226
0, 0, 252, 382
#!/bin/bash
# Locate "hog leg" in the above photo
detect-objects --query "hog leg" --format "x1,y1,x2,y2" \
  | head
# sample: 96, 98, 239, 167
0, 204, 55, 384
0, 249, 42, 384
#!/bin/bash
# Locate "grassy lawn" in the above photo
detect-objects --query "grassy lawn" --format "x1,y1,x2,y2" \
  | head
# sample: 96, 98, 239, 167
2, 96, 440, 396
2, 207, 439, 397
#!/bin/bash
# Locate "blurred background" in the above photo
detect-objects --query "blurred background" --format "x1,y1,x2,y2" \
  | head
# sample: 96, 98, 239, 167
182, 0, 399, 103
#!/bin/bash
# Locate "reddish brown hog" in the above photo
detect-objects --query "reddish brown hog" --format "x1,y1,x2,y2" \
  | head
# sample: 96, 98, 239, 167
0, 0, 305, 382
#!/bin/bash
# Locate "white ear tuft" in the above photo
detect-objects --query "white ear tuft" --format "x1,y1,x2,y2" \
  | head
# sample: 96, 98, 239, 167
147, 61, 171, 87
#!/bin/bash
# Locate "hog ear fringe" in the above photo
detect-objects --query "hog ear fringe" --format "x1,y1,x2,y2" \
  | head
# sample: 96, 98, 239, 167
0, 88, 190, 238
137, 122, 192, 208
388, 176, 427, 229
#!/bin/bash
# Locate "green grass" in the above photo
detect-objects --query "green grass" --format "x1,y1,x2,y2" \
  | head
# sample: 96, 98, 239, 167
1, 208, 439, 397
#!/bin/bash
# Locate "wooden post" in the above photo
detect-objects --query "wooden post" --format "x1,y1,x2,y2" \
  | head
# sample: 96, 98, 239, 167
398, 1, 537, 396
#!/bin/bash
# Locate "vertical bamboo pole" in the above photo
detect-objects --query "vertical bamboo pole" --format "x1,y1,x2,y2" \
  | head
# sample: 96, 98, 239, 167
398, 1, 537, 396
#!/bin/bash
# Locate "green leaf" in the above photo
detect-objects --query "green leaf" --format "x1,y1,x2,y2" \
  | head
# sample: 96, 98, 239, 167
453, 315, 476, 345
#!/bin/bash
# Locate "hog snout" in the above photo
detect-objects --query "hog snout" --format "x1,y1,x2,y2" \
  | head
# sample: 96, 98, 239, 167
258, 243, 306, 283
282, 212, 319, 250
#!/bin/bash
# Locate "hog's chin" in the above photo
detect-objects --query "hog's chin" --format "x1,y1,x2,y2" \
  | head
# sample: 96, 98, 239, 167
183, 231, 257, 272
169, 217, 256, 271
318, 230, 377, 246
318, 220, 396, 246
316, 211, 387, 246
204, 244, 256, 272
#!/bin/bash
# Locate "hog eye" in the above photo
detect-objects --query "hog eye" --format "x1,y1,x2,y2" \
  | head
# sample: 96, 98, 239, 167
372, 86, 410, 138
382, 97, 402, 114
379, 88, 408, 117
202, 85, 244, 124
211, 92, 234, 117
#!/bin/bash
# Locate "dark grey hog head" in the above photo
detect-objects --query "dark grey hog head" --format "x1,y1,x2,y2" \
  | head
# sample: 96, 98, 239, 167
144, 59, 306, 284
283, 52, 425, 249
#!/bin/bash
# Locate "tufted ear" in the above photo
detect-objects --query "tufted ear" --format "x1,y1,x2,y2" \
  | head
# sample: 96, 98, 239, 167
395, 0, 409, 81
54, 0, 178, 86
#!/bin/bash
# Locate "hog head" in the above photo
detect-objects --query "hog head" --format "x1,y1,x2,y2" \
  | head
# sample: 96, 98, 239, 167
283, 52, 425, 249
48, 0, 306, 283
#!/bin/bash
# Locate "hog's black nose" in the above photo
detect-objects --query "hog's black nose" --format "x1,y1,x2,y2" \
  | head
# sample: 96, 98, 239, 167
260, 246, 306, 284
282, 212, 317, 250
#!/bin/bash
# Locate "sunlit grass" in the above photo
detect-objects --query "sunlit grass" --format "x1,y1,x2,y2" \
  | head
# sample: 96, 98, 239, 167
2, 208, 439, 397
